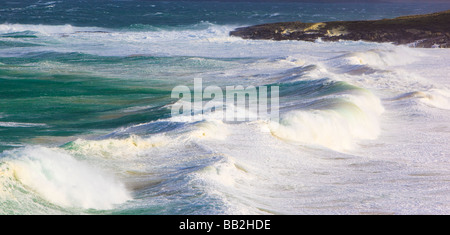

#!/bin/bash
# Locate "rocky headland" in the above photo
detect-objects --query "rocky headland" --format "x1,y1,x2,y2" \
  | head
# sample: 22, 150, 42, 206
230, 10, 450, 48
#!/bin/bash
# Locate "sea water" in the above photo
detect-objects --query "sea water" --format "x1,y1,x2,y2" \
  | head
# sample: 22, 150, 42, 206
1, 0, 450, 215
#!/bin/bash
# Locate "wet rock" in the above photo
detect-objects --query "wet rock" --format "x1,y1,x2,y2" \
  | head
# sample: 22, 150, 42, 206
230, 10, 450, 48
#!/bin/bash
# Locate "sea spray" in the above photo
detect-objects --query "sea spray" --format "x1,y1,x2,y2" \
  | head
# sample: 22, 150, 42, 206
0, 146, 131, 211
269, 85, 384, 152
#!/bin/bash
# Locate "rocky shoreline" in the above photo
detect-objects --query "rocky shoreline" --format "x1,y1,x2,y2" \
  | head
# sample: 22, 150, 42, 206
230, 10, 450, 48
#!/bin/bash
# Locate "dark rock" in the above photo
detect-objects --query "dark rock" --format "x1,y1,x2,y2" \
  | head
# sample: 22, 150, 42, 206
230, 10, 450, 48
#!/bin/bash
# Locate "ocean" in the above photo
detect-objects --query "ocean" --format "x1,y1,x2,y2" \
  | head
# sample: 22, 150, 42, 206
1, 0, 450, 215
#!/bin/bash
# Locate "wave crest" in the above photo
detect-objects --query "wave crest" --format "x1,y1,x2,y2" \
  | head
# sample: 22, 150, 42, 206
0, 146, 131, 213
269, 87, 384, 152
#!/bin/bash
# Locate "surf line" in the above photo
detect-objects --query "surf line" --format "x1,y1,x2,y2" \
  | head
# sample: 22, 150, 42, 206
171, 78, 280, 123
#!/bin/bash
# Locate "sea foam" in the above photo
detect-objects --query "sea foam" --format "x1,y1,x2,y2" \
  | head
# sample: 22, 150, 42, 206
0, 147, 131, 211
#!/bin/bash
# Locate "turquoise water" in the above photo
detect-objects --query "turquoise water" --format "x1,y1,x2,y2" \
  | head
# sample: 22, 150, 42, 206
1, 1, 450, 215
0, 53, 224, 151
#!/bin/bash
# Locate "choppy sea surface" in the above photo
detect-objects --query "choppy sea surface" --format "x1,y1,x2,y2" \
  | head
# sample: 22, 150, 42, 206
1, 0, 450, 214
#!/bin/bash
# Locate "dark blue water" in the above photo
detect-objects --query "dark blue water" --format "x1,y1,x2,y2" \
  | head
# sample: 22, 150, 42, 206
1, 0, 449, 28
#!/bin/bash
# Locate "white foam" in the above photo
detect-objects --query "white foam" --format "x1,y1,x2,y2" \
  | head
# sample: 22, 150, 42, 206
269, 89, 384, 152
68, 135, 171, 159
1, 147, 131, 210
326, 46, 424, 73
0, 23, 103, 36
0, 122, 46, 128
0, 23, 377, 59
188, 120, 230, 141
417, 89, 450, 110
